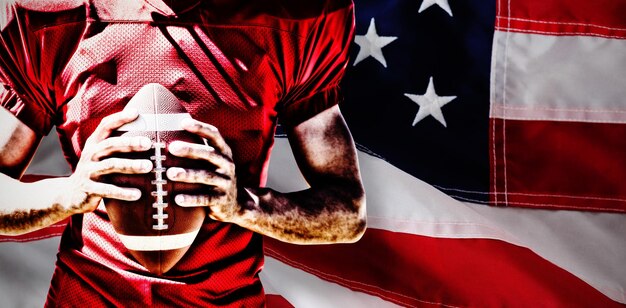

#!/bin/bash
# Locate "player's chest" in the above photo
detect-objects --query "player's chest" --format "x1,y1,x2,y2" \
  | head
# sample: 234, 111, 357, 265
58, 22, 284, 161
60, 22, 281, 120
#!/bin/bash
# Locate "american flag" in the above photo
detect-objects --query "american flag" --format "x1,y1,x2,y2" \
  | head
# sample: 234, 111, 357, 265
262, 0, 626, 306
2, 0, 626, 306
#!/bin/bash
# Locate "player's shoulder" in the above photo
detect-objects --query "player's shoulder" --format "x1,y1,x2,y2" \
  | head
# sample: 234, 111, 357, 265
1, 0, 87, 31
261, 0, 353, 20
1, 0, 86, 15
226, 0, 352, 37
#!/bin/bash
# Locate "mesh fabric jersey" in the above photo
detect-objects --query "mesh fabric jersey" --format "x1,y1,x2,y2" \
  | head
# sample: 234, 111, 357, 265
0, 0, 354, 306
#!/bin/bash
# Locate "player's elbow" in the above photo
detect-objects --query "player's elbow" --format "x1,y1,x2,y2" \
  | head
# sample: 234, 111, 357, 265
308, 186, 366, 245
342, 217, 366, 244
339, 188, 367, 244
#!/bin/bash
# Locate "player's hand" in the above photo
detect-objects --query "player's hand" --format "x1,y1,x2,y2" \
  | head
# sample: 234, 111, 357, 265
62, 109, 153, 214
166, 118, 239, 222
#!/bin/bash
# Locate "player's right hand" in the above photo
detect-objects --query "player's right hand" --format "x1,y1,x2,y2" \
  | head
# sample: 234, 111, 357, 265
62, 108, 153, 214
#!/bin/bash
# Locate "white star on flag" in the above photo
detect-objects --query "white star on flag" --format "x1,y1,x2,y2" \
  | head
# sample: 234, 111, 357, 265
353, 18, 398, 68
419, 0, 453, 17
404, 77, 457, 127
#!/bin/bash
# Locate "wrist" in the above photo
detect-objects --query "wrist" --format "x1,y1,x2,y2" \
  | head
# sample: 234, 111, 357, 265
33, 176, 86, 215
228, 187, 261, 225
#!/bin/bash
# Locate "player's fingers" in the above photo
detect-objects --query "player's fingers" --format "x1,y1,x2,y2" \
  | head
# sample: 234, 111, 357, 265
81, 181, 142, 201
174, 194, 221, 208
91, 108, 139, 142
166, 167, 230, 187
91, 136, 152, 161
168, 140, 213, 158
168, 141, 233, 172
180, 118, 232, 157
90, 158, 153, 178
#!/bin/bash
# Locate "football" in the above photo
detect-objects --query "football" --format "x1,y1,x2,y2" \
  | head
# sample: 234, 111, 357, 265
102, 83, 207, 275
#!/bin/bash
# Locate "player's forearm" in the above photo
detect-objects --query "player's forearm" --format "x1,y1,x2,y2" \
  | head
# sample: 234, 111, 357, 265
237, 181, 366, 244
0, 174, 77, 235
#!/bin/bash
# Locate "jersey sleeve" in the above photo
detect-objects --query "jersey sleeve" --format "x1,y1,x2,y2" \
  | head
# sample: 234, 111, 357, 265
0, 1, 86, 136
279, 0, 355, 126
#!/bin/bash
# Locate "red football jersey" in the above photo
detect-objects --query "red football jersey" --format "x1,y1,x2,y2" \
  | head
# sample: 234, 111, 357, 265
0, 0, 354, 306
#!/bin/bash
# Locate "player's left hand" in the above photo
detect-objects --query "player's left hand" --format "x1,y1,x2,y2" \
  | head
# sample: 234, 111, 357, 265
166, 118, 240, 222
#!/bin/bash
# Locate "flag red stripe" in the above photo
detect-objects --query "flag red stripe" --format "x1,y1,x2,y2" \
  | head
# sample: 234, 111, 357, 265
265, 295, 295, 308
495, 0, 626, 38
0, 221, 66, 243
264, 229, 621, 307
491, 119, 626, 212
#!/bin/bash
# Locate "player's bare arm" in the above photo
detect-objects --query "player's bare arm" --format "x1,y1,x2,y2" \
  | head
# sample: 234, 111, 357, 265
167, 105, 367, 244
0, 108, 153, 235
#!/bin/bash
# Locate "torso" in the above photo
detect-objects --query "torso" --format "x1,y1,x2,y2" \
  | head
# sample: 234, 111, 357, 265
0, 0, 353, 305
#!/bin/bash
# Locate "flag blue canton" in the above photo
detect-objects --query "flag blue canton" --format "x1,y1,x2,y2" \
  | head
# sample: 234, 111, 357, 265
341, 0, 496, 204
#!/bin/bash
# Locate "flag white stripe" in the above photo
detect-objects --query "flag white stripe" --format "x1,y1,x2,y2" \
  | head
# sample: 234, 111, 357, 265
267, 138, 626, 304
0, 237, 58, 307
490, 31, 626, 123
261, 257, 401, 308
